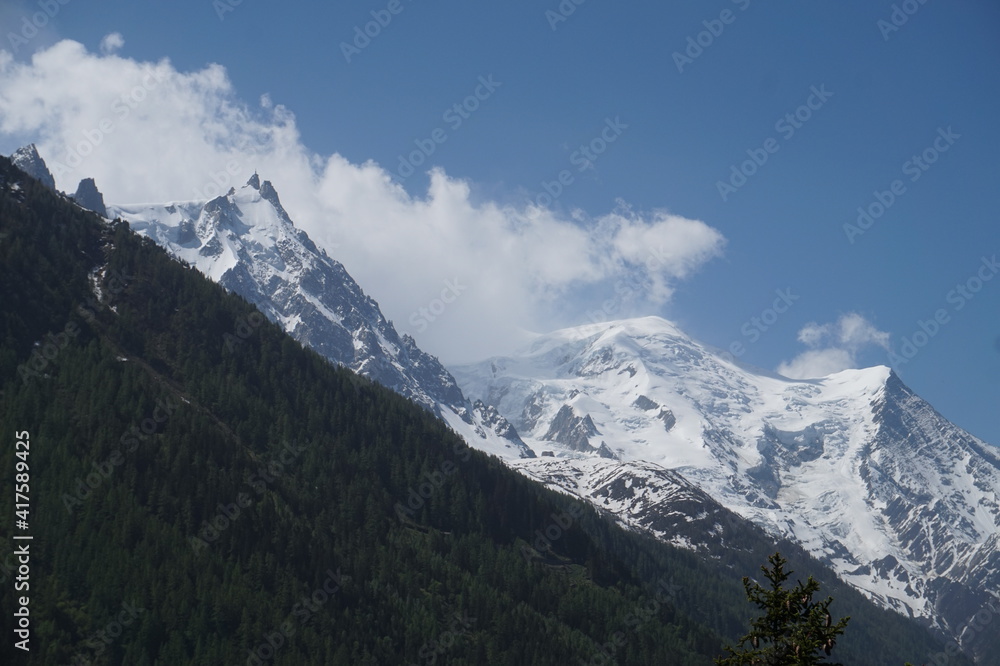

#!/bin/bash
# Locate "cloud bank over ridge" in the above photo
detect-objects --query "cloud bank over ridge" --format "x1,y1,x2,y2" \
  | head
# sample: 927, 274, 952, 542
0, 38, 725, 362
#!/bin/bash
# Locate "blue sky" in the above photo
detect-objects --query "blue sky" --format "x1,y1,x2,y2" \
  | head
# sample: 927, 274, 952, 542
1, 0, 998, 446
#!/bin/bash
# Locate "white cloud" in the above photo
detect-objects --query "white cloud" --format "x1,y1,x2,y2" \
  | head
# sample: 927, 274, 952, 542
777, 313, 890, 379
99, 33, 124, 55
796, 321, 830, 347
837, 312, 890, 350
0, 39, 725, 363
776, 349, 855, 380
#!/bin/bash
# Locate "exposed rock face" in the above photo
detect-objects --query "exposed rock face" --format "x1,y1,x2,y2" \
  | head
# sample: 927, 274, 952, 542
73, 178, 107, 217
542, 404, 600, 452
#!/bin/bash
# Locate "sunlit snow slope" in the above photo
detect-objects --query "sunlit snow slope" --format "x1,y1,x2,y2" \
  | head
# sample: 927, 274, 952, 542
454, 316, 1000, 643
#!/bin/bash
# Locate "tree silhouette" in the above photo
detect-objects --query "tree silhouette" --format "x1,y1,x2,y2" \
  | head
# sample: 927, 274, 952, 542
716, 552, 850, 665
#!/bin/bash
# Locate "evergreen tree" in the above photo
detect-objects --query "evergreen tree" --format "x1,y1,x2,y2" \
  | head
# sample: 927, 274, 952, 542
716, 552, 849, 666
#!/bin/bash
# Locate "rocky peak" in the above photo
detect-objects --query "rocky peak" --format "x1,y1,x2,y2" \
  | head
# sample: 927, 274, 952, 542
72, 178, 107, 217
10, 144, 55, 190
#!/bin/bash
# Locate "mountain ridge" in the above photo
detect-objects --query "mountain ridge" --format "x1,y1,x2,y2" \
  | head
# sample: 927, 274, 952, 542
105, 173, 533, 459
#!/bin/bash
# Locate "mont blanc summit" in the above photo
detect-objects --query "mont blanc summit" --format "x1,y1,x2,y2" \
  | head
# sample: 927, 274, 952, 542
454, 316, 1000, 639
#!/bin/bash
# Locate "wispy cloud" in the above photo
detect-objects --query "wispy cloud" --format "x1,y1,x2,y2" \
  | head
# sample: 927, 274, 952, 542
777, 313, 889, 379
99, 32, 125, 55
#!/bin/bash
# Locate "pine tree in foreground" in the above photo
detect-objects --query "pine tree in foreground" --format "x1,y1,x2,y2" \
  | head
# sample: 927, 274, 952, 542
716, 552, 850, 666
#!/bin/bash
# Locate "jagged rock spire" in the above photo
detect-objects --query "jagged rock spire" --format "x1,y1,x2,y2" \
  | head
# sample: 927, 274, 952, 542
10, 144, 56, 190
73, 177, 107, 217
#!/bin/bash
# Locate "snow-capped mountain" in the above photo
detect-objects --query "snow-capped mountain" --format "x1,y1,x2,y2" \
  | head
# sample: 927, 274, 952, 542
106, 174, 532, 459
454, 316, 1000, 652
10, 145, 995, 654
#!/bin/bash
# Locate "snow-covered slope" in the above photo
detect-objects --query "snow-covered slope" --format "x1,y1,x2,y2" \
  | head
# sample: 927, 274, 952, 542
454, 316, 1000, 650
514, 456, 752, 553
108, 175, 532, 459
